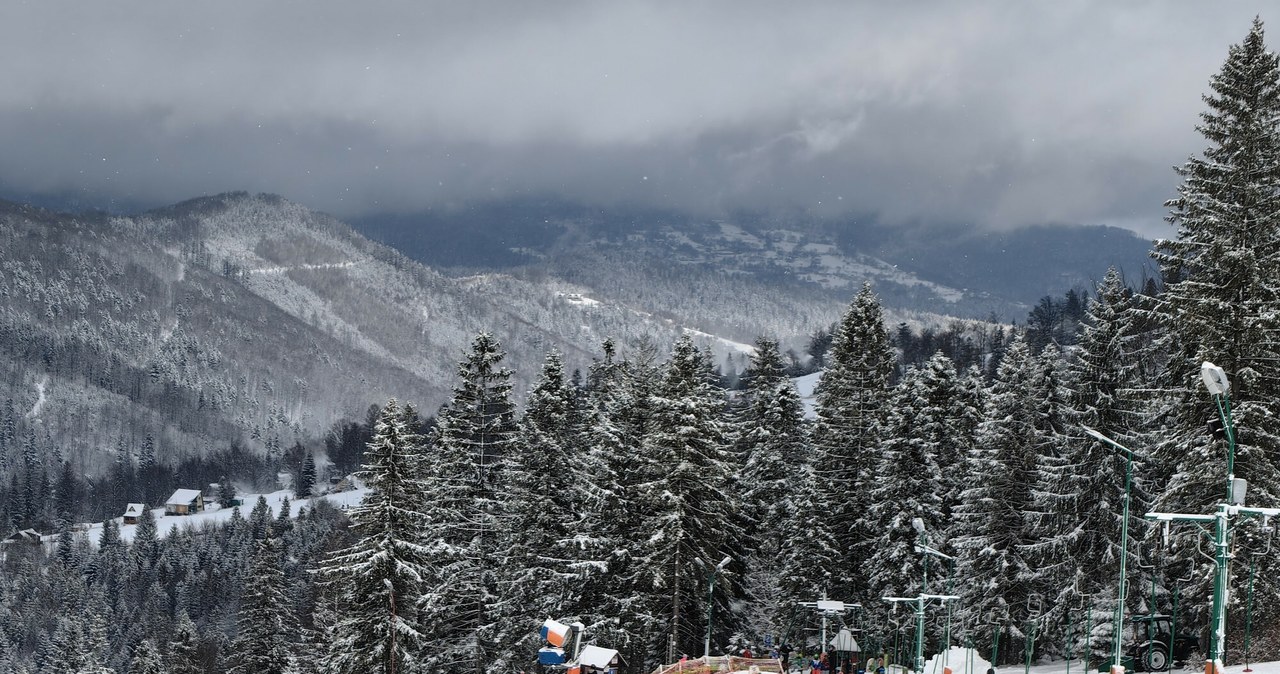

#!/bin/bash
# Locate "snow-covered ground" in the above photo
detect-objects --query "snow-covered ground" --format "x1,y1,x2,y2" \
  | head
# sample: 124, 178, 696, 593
782, 649, 1272, 674
82, 487, 370, 544
24, 376, 48, 419
904, 651, 1271, 674
794, 371, 822, 419
683, 327, 756, 356
249, 260, 356, 275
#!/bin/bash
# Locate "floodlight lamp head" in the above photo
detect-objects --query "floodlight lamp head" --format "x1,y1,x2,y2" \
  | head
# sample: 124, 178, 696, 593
716, 556, 732, 570
1201, 361, 1230, 395
912, 517, 925, 534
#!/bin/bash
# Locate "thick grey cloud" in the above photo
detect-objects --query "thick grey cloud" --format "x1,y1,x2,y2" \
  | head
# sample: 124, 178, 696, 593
0, 1, 1268, 235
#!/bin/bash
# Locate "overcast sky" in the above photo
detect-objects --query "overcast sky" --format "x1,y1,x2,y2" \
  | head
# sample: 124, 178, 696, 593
0, 2, 1270, 236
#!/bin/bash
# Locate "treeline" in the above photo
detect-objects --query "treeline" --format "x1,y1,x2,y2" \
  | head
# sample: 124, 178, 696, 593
0, 493, 350, 674
0, 410, 379, 535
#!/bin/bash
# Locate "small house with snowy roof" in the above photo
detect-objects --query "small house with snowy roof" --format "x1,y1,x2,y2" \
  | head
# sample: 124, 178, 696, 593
165, 489, 205, 516
122, 503, 146, 525
578, 645, 622, 674
2, 529, 43, 546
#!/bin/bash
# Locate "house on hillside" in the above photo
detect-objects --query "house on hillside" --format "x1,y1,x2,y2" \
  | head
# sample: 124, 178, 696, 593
2, 529, 44, 546
165, 489, 205, 516
122, 503, 146, 525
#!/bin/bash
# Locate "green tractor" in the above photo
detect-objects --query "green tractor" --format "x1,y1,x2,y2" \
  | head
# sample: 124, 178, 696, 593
1125, 614, 1199, 672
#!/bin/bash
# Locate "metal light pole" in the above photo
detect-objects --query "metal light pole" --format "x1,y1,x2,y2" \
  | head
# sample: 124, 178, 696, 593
1201, 362, 1234, 671
1144, 362, 1280, 674
912, 518, 955, 673
1082, 426, 1135, 674
705, 556, 732, 659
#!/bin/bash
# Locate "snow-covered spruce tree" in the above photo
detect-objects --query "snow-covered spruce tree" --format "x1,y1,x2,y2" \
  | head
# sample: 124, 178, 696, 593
774, 450, 839, 645
128, 639, 165, 674
639, 336, 739, 659
1150, 17, 1280, 634
317, 399, 431, 674
228, 537, 296, 674
1016, 345, 1081, 654
580, 338, 662, 671
167, 611, 203, 674
420, 333, 517, 673
865, 361, 945, 604
738, 337, 810, 642
952, 336, 1041, 664
298, 450, 317, 499
491, 351, 589, 671
249, 494, 273, 541
909, 352, 978, 533
1066, 268, 1154, 664
865, 352, 980, 630
811, 283, 895, 604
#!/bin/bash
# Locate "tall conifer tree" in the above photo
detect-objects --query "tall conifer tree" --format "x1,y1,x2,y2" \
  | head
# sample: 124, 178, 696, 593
738, 337, 810, 639
229, 537, 296, 674
421, 333, 517, 673
811, 283, 895, 602
1151, 17, 1280, 624
953, 337, 1040, 663
492, 351, 587, 671
1067, 269, 1152, 661
639, 336, 738, 658
318, 399, 431, 674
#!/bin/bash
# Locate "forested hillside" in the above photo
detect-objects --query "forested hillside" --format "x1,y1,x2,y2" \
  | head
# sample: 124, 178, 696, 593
0, 193, 764, 480
354, 200, 1153, 323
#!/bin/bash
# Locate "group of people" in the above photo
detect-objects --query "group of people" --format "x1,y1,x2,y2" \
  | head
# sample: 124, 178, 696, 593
768, 645, 889, 674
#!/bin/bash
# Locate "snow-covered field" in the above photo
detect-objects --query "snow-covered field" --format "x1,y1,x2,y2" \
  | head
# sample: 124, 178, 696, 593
900, 651, 1271, 674
81, 487, 370, 544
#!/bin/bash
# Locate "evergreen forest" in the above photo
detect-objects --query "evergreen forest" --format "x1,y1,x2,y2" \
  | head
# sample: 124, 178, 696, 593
3, 15, 1280, 674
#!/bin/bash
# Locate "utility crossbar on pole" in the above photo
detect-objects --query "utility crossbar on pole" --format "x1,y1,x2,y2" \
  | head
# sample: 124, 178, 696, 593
884, 594, 959, 674
799, 596, 861, 657
1145, 505, 1280, 673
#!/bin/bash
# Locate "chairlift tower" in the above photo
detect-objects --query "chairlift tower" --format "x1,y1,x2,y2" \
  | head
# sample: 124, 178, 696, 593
798, 594, 861, 658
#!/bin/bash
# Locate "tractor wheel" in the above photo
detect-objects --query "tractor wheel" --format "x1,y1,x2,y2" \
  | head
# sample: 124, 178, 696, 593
1143, 644, 1171, 672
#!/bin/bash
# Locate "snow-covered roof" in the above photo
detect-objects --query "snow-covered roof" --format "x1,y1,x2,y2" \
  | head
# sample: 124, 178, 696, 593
166, 489, 203, 505
579, 645, 619, 669
123, 503, 146, 517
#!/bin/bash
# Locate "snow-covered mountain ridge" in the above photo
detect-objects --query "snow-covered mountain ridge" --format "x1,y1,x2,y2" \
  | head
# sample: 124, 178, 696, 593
0, 193, 782, 474
354, 199, 1155, 322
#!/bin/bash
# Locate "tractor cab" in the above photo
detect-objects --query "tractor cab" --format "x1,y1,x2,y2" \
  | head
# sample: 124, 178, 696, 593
1125, 614, 1199, 672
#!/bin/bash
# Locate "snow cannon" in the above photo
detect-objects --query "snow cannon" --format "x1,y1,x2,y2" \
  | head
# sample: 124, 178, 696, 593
539, 647, 567, 666
541, 618, 572, 648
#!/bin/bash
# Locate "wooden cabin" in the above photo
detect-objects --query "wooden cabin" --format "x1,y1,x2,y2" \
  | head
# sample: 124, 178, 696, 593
122, 502, 146, 525
2, 529, 43, 546
164, 489, 205, 516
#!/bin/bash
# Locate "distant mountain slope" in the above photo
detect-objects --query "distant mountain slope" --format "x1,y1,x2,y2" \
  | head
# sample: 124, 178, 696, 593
354, 198, 1156, 320
0, 193, 739, 474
